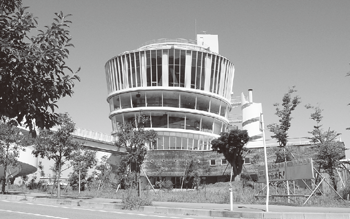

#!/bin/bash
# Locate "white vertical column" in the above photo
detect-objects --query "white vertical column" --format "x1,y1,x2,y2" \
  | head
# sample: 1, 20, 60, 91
141, 52, 147, 87
185, 51, 192, 88
162, 50, 169, 87
218, 59, 226, 96
204, 54, 211, 92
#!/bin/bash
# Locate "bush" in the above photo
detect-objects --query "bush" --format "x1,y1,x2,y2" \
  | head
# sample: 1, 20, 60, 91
122, 187, 152, 210
341, 184, 350, 200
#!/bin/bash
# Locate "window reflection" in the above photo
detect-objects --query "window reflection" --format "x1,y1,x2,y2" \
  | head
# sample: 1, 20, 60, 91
131, 92, 145, 108
186, 115, 200, 131
169, 113, 184, 129
213, 120, 222, 134
163, 92, 179, 107
146, 91, 162, 107
120, 93, 131, 109
151, 112, 167, 128
210, 98, 220, 114
197, 95, 209, 112
180, 94, 195, 109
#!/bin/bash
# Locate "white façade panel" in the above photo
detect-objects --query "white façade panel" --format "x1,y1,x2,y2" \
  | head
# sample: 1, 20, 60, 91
141, 52, 147, 87
162, 50, 169, 87
204, 53, 211, 92
116, 57, 122, 90
185, 50, 192, 88
218, 59, 226, 96
111, 59, 116, 92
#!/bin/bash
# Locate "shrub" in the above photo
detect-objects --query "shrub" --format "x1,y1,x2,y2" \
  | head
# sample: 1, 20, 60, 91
122, 187, 152, 210
340, 184, 350, 200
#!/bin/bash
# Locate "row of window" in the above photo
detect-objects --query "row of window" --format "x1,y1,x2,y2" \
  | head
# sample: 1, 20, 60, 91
112, 112, 227, 135
105, 48, 234, 100
148, 132, 214, 151
109, 91, 229, 117
209, 158, 251, 166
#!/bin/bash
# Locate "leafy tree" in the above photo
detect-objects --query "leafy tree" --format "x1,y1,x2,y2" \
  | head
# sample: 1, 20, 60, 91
69, 149, 96, 193
32, 113, 81, 198
114, 116, 157, 196
211, 129, 249, 182
306, 104, 346, 191
267, 86, 301, 162
0, 1, 80, 136
0, 119, 26, 193
183, 159, 200, 190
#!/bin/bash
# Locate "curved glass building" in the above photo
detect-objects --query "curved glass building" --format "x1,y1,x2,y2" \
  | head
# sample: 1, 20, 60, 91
105, 35, 235, 152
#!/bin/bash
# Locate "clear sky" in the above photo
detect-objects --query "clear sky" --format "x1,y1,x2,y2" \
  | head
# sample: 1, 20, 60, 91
23, 0, 350, 157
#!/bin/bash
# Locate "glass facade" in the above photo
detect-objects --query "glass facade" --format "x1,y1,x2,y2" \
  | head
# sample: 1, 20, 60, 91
105, 47, 234, 100
105, 41, 234, 151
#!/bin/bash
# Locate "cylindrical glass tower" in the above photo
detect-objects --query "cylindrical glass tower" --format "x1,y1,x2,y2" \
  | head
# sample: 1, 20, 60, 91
105, 38, 234, 151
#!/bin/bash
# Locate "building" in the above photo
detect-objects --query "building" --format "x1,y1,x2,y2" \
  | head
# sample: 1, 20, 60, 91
104, 35, 237, 186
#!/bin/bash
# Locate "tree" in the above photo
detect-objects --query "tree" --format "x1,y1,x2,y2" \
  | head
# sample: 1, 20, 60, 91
211, 129, 249, 182
69, 149, 96, 193
0, 1, 80, 136
32, 113, 81, 198
183, 159, 200, 190
267, 86, 301, 162
114, 116, 157, 196
306, 104, 346, 191
0, 119, 25, 193
94, 155, 113, 190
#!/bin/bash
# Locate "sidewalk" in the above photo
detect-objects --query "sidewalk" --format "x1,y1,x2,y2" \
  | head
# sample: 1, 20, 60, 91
1, 192, 350, 219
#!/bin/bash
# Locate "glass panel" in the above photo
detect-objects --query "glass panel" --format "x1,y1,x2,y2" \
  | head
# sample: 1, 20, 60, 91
180, 93, 195, 109
164, 133, 169, 149
193, 135, 198, 150
181, 135, 187, 150
187, 134, 193, 150
191, 51, 196, 88
222, 123, 227, 132
197, 95, 209, 111
112, 95, 120, 110
131, 92, 145, 108
176, 136, 181, 149
124, 113, 135, 125
169, 113, 185, 129
151, 112, 167, 128
213, 120, 222, 134
146, 91, 162, 107
180, 50, 185, 87
210, 56, 215, 92
185, 114, 200, 131
202, 117, 213, 133
146, 51, 151, 86
157, 132, 163, 150
210, 98, 221, 115
198, 138, 203, 150
120, 93, 131, 109
170, 134, 176, 149
131, 53, 136, 87
109, 100, 113, 112
163, 91, 179, 108
200, 53, 205, 90
220, 104, 226, 117
157, 50, 162, 86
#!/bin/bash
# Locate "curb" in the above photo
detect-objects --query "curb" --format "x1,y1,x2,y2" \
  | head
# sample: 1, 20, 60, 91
1, 195, 350, 219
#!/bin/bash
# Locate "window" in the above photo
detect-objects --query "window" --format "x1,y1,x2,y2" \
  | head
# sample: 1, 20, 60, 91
244, 157, 251, 164
209, 159, 216, 166
221, 159, 227, 165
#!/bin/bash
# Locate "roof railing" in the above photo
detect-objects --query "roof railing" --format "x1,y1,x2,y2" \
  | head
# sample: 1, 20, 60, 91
141, 38, 197, 47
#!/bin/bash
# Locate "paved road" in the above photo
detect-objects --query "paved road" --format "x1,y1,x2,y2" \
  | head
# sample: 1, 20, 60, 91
0, 200, 222, 219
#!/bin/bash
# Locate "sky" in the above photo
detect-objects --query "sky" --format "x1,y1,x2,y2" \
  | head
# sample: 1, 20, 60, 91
22, 0, 350, 158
